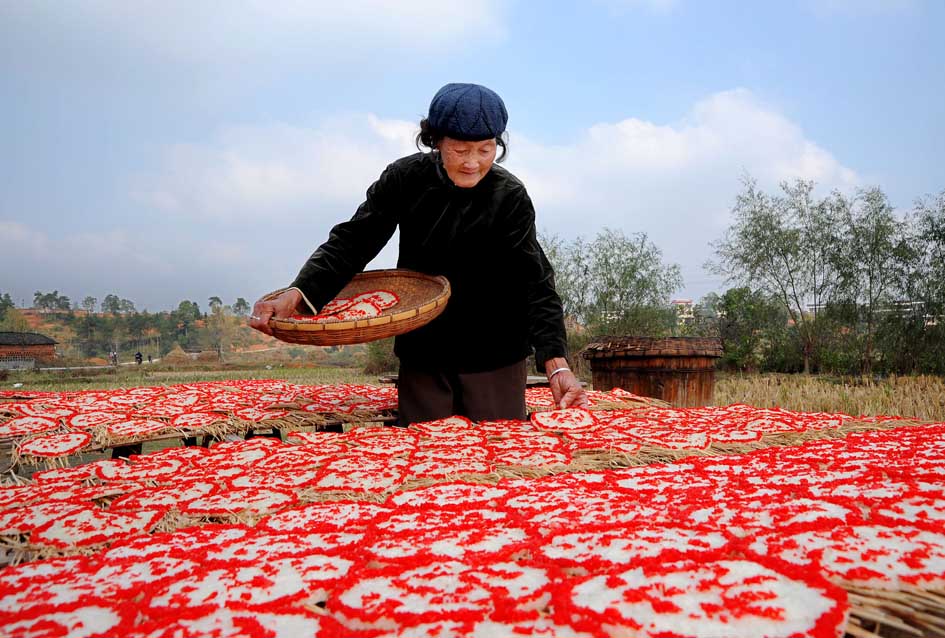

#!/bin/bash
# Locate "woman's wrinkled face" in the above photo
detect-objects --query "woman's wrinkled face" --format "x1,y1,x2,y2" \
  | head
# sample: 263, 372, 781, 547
438, 136, 497, 188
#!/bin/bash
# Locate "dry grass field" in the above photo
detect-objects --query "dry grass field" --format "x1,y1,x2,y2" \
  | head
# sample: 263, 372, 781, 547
714, 373, 945, 421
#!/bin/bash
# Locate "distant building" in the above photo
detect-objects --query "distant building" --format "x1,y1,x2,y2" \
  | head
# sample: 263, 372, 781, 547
0, 332, 58, 369
671, 299, 695, 324
808, 300, 940, 326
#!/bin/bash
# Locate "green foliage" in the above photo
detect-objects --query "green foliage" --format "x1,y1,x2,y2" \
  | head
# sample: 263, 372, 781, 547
204, 303, 236, 360
0, 292, 14, 321
712, 287, 787, 371
101, 294, 121, 314
176, 300, 201, 321
713, 180, 944, 376
711, 178, 844, 373
33, 290, 71, 312
233, 297, 250, 316
363, 337, 397, 375
0, 307, 30, 332
542, 228, 682, 338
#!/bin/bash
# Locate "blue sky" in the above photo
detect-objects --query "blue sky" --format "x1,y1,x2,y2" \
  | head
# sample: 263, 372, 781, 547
1, 0, 942, 311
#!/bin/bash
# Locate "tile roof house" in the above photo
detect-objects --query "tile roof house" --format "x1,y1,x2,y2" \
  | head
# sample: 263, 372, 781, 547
0, 332, 58, 369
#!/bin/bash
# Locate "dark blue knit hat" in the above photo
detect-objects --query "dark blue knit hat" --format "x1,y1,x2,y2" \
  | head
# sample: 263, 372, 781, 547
428, 83, 508, 141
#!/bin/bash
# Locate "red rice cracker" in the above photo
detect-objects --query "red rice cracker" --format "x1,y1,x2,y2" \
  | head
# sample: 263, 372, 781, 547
556, 557, 848, 638
530, 408, 598, 433
30, 507, 165, 549
330, 558, 554, 631
259, 500, 391, 533
539, 524, 733, 569
124, 605, 345, 638
0, 601, 131, 638
354, 289, 400, 309
180, 487, 298, 518
16, 432, 91, 458
0, 415, 60, 438
749, 523, 945, 589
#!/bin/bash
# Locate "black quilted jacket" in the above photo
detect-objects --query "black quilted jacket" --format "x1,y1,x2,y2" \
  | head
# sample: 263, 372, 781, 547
290, 152, 568, 373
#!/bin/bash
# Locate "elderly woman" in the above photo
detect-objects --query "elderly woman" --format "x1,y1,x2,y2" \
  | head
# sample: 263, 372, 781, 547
250, 83, 588, 425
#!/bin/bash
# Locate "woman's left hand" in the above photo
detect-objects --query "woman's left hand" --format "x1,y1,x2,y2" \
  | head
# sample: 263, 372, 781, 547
546, 358, 589, 409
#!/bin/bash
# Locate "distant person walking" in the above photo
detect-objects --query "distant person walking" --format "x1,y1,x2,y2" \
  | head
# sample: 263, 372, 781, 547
135, 351, 143, 365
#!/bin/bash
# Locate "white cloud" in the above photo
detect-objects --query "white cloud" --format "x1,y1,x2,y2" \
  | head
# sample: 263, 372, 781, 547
141, 89, 859, 223
1, 1, 506, 77
507, 89, 858, 296
134, 115, 418, 219
125, 88, 859, 303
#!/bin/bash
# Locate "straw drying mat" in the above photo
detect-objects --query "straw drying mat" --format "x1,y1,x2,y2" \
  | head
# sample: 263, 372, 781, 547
2, 383, 944, 637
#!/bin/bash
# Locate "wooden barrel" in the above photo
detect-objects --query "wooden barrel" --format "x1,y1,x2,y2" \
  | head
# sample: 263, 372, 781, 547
581, 337, 722, 407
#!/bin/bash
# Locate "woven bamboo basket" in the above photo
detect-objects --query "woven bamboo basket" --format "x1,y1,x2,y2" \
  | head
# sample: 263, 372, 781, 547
265, 269, 450, 346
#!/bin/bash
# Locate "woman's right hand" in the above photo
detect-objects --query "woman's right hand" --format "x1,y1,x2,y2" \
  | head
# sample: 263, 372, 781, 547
249, 288, 303, 336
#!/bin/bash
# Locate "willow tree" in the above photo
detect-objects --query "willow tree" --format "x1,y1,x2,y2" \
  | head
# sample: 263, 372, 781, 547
833, 188, 907, 374
542, 228, 682, 337
712, 178, 844, 373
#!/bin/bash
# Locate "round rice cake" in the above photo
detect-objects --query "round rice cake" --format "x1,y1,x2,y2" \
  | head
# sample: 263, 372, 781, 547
16, 431, 91, 458
530, 409, 598, 433
556, 557, 848, 638
749, 523, 945, 589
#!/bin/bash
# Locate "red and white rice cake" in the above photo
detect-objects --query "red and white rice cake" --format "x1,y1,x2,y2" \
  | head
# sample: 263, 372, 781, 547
30, 507, 165, 549
104, 525, 251, 561
540, 524, 733, 569
95, 458, 185, 482
170, 411, 225, 429
144, 560, 325, 610
354, 289, 399, 310
503, 485, 661, 535
125, 605, 344, 638
181, 487, 297, 518
0, 415, 60, 438
331, 300, 383, 321
494, 447, 571, 468
315, 457, 408, 493
67, 411, 124, 429
366, 508, 528, 561
749, 523, 945, 589
0, 501, 88, 536
389, 482, 508, 509
105, 418, 172, 438
259, 500, 391, 533
0, 601, 131, 638
16, 432, 91, 458
330, 559, 554, 631
557, 557, 848, 638
530, 409, 598, 433
110, 482, 217, 511
204, 530, 359, 566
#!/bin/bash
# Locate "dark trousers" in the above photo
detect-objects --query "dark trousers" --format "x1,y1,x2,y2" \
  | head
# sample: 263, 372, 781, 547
397, 359, 527, 426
